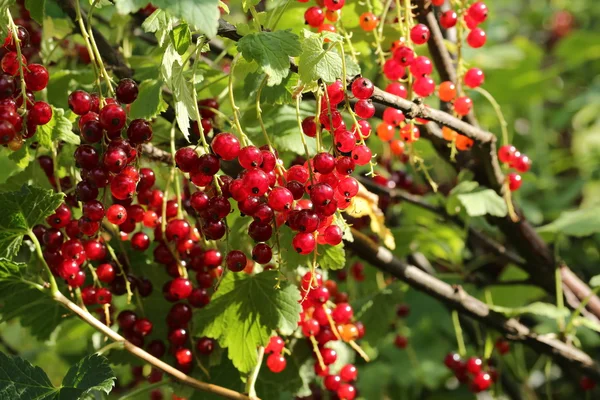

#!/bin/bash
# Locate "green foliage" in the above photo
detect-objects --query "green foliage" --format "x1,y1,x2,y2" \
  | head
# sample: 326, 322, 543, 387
0, 352, 115, 399
193, 270, 302, 373
489, 302, 570, 319
446, 181, 507, 217
114, 0, 150, 15
37, 107, 80, 150
538, 206, 600, 237
237, 30, 301, 86
0, 185, 63, 259
354, 283, 404, 344
24, 0, 44, 24
318, 244, 346, 270
298, 30, 343, 89
170, 23, 192, 55
151, 0, 221, 38
0, 258, 66, 341
128, 79, 168, 120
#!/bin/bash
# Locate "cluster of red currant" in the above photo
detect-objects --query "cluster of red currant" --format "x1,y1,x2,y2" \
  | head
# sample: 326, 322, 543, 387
1, 24, 51, 149
498, 144, 531, 191
444, 353, 496, 393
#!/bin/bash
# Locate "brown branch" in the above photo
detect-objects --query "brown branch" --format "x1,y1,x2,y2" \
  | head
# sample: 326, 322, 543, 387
52, 291, 254, 400
345, 229, 600, 380
358, 176, 526, 268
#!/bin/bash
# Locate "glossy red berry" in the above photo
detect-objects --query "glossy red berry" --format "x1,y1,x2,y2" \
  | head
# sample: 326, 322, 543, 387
468, 2, 488, 24
513, 153, 531, 173
292, 232, 316, 255
4, 26, 30, 51
413, 76, 435, 97
95, 287, 112, 304
169, 277, 193, 300
226, 250, 247, 272
301, 116, 317, 137
337, 383, 356, 400
323, 225, 343, 245
133, 318, 153, 336
304, 7, 325, 27
239, 146, 263, 169
111, 173, 136, 200
29, 101, 52, 125
211, 132, 240, 160
351, 77, 374, 99
410, 24, 430, 44
1, 52, 25, 76
392, 45, 414, 66
383, 59, 405, 80
0, 120, 15, 145
324, 375, 342, 391
440, 10, 458, 28
251, 242, 272, 264
116, 78, 139, 104
332, 303, 353, 324
99, 104, 126, 132
385, 82, 408, 98
127, 119, 153, 144
266, 353, 286, 373
454, 96, 472, 116
508, 173, 522, 191
466, 357, 483, 374
196, 337, 215, 355
470, 372, 492, 393
24, 64, 49, 92
340, 364, 357, 382
354, 99, 375, 119
467, 28, 487, 48
464, 68, 485, 88
68, 90, 92, 115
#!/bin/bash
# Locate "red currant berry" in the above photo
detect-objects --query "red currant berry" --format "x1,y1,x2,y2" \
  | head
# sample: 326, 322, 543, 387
467, 27, 487, 48
266, 353, 286, 373
470, 372, 492, 393
454, 96, 472, 116
340, 364, 357, 382
169, 277, 193, 300
305, 7, 325, 27
196, 337, 215, 355
211, 132, 240, 160
392, 45, 415, 67
127, 119, 153, 144
95, 287, 112, 305
410, 24, 430, 45
226, 250, 247, 272
440, 10, 458, 28
354, 99, 375, 119
24, 64, 49, 92
1, 52, 25, 76
324, 375, 342, 391
464, 68, 485, 88
351, 77, 374, 99
116, 78, 139, 104
383, 59, 405, 80
468, 2, 488, 24
508, 173, 522, 191
29, 101, 52, 125
99, 104, 126, 132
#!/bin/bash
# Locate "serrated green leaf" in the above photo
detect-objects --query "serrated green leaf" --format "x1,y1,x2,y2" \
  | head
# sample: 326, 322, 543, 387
170, 23, 192, 55
129, 79, 168, 120
114, 0, 149, 14
8, 144, 30, 169
538, 206, 600, 237
0, 159, 51, 192
193, 270, 302, 373
237, 30, 301, 86
37, 107, 79, 149
243, 72, 298, 106
0, 352, 115, 399
318, 244, 345, 270
152, 0, 220, 38
142, 9, 177, 47
489, 302, 569, 319
0, 185, 63, 259
0, 258, 66, 340
25, 0, 45, 24
298, 31, 342, 87
456, 189, 508, 217
345, 54, 361, 77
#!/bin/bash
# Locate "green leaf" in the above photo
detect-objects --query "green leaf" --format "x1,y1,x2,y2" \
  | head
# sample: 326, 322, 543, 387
354, 284, 404, 344
537, 206, 600, 238
317, 244, 345, 270
142, 9, 177, 47
237, 30, 301, 86
489, 302, 570, 319
193, 270, 302, 373
25, 0, 45, 24
345, 54, 361, 77
114, 0, 150, 14
170, 23, 192, 55
590, 275, 600, 288
0, 352, 115, 399
456, 189, 508, 217
243, 72, 298, 105
0, 185, 63, 258
0, 157, 51, 192
37, 107, 79, 149
129, 79, 168, 120
8, 145, 30, 169
241, 0, 260, 12
0, 259, 66, 340
152, 0, 221, 38
298, 31, 343, 87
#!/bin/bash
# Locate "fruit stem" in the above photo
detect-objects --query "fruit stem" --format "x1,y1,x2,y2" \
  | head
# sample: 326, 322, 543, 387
52, 290, 253, 400
309, 335, 327, 371
6, 9, 29, 116
337, 19, 358, 64
87, 0, 115, 97
246, 346, 264, 399
295, 95, 315, 185
105, 238, 133, 304
28, 229, 60, 296
565, 286, 600, 335
191, 39, 212, 154
473, 87, 509, 145
555, 262, 565, 332
228, 54, 250, 146
257, 74, 286, 179
169, 122, 184, 219
348, 340, 370, 362
116, 380, 168, 400
73, 0, 102, 98
451, 310, 467, 357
